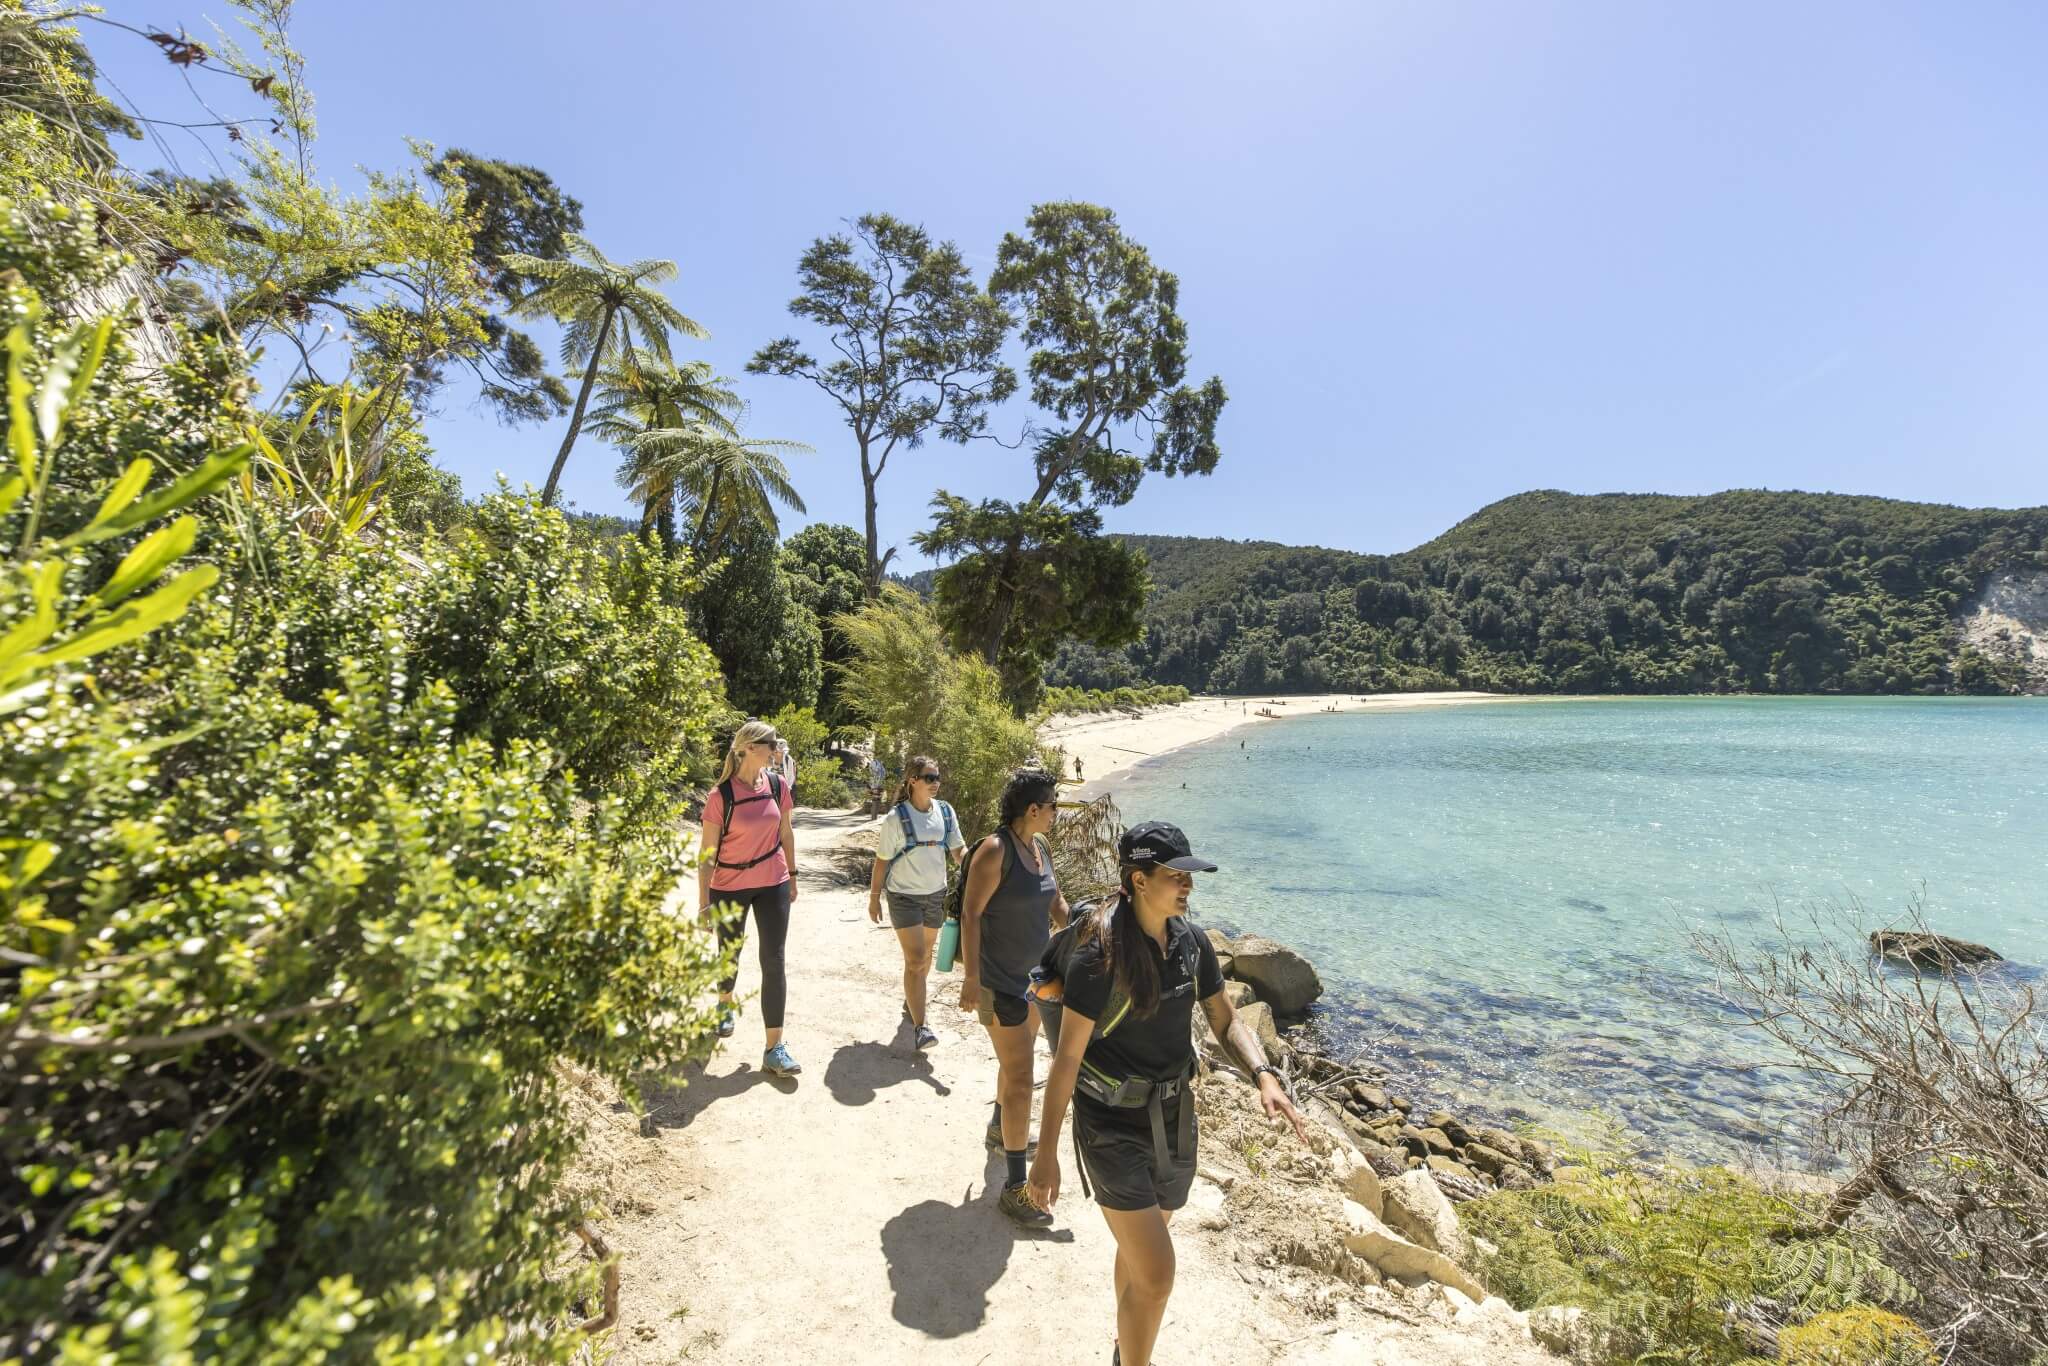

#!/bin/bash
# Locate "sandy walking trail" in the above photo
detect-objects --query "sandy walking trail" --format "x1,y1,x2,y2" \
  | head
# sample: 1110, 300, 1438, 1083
597, 807, 1314, 1364
589, 755, 1561, 1363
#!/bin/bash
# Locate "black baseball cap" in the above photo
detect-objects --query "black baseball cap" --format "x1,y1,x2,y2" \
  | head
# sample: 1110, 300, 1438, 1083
1118, 821, 1218, 872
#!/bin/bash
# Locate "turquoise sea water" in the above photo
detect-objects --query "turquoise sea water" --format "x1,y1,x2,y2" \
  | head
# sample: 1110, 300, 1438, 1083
1103, 697, 2048, 1165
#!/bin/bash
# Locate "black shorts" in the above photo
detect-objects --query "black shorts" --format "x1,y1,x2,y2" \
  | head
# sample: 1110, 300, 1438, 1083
976, 985, 1029, 1028
1073, 1097, 1197, 1212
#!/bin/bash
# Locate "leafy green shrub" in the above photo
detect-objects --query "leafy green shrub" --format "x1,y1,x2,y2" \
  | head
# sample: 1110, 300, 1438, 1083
1778, 1308, 1935, 1366
1039, 682, 1189, 716
3, 277, 731, 1358
765, 701, 857, 806
1466, 1146, 1909, 1365
836, 586, 1041, 837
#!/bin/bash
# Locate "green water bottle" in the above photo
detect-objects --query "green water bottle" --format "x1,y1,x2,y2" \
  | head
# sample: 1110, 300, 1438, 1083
935, 916, 960, 973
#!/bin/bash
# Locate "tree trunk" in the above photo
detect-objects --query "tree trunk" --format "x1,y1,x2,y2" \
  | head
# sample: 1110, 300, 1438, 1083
540, 304, 614, 507
654, 496, 677, 554
975, 539, 1022, 664
860, 442, 883, 594
692, 466, 724, 555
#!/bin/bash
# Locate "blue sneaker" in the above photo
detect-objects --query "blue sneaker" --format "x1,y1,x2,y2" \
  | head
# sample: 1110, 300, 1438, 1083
763, 1043, 801, 1077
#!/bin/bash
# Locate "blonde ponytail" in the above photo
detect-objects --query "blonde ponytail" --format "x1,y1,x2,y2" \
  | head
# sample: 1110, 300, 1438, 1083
716, 720, 779, 789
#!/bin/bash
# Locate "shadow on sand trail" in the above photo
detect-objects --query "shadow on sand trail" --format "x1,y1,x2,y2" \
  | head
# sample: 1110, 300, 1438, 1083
880, 1153, 1074, 1337
625, 1058, 797, 1133
825, 1024, 953, 1106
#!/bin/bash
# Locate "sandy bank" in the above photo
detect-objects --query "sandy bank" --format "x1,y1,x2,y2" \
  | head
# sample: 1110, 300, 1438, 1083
1040, 691, 1512, 788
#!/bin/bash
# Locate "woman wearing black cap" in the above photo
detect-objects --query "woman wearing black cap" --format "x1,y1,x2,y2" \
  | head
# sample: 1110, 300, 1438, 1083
1028, 821, 1309, 1366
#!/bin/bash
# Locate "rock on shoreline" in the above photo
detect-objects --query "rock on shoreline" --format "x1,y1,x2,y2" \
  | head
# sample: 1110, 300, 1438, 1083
1203, 927, 1553, 1197
1870, 929, 2003, 970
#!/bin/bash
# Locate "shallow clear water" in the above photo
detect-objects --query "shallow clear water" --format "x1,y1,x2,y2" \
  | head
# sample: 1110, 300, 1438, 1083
1104, 697, 2048, 1165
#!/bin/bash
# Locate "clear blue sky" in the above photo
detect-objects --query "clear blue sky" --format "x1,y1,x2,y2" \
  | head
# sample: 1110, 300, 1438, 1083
89, 1, 2048, 561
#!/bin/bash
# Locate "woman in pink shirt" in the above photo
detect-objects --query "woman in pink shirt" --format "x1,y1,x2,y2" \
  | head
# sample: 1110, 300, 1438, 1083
699, 720, 801, 1076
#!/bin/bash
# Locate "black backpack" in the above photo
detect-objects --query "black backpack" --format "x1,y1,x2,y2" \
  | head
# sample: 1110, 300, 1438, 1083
942, 829, 1015, 922
712, 772, 785, 870
1031, 897, 1133, 1041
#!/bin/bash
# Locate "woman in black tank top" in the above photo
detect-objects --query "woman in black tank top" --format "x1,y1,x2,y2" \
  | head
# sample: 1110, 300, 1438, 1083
958, 768, 1068, 1226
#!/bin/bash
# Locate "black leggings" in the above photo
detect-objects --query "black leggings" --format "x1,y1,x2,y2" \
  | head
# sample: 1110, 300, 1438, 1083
714, 880, 792, 1030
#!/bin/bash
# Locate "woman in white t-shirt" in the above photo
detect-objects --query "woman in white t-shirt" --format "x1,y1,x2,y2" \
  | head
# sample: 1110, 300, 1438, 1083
867, 754, 965, 1050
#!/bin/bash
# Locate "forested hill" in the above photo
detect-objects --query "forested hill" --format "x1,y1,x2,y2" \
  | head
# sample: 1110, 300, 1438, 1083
1046, 490, 2048, 696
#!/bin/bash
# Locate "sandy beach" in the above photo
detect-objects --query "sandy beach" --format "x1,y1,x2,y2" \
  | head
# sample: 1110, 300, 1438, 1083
1041, 691, 1512, 789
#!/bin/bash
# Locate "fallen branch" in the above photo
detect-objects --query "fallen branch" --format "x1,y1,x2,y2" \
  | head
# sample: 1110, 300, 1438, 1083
573, 1222, 620, 1335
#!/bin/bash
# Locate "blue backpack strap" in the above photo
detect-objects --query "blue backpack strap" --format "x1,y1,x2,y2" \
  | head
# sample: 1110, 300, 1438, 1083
939, 801, 956, 846
882, 800, 919, 892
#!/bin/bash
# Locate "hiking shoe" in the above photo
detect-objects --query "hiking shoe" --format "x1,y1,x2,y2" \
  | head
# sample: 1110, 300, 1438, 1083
998, 1182, 1053, 1228
762, 1043, 801, 1077
715, 1008, 735, 1039
984, 1122, 1037, 1155
914, 1025, 939, 1050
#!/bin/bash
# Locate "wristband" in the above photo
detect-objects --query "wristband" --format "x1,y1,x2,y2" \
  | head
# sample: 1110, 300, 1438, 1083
1252, 1063, 1283, 1085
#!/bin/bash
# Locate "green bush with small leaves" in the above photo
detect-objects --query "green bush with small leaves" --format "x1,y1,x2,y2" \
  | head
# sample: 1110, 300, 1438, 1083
1778, 1308, 1935, 1366
836, 586, 1043, 837
2, 213, 732, 1360
1466, 1140, 1911, 1365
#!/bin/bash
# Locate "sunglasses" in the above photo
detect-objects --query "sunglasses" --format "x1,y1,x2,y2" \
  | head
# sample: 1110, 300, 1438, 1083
918, 771, 943, 783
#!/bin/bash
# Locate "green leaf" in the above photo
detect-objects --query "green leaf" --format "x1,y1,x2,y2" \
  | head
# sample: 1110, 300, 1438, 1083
0, 677, 52, 715
5, 320, 34, 485
35, 564, 220, 670
33, 321, 90, 446
95, 516, 197, 607
0, 473, 22, 518
0, 561, 63, 675
89, 458, 155, 527
64, 445, 254, 546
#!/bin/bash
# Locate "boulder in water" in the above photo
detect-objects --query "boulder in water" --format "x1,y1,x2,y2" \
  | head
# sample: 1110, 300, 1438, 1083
1229, 935, 1324, 1015
1870, 930, 2003, 970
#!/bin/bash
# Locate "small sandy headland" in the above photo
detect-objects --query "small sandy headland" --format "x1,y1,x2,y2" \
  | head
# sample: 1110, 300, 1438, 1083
1041, 692, 1510, 787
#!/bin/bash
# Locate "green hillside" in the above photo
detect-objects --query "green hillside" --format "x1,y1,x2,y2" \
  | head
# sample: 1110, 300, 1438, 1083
1047, 490, 2048, 695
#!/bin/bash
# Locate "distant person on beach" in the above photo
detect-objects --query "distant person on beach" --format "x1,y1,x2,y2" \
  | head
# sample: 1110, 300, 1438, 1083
958, 768, 1069, 1226
868, 755, 963, 1050
1075, 755, 1085, 782
1028, 821, 1309, 1366
699, 720, 802, 1077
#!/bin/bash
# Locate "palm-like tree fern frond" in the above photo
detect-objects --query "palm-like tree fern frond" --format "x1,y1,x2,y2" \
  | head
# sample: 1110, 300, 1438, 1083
497, 233, 708, 505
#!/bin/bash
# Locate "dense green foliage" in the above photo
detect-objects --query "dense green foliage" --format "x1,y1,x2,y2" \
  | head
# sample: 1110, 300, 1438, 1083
1466, 1147, 1911, 1365
780, 523, 868, 728
2, 46, 733, 1350
693, 518, 823, 718
921, 203, 1227, 708
1049, 490, 2048, 695
833, 587, 1041, 837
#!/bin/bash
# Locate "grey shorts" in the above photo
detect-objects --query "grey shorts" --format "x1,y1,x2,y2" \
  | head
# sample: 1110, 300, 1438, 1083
886, 889, 948, 930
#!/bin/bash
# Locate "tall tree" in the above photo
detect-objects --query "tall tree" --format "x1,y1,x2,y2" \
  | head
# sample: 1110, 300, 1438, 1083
749, 213, 1015, 590
433, 150, 584, 424
502, 234, 702, 506
679, 429, 811, 558
780, 523, 870, 727
694, 520, 825, 717
919, 202, 1226, 699
586, 358, 742, 546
